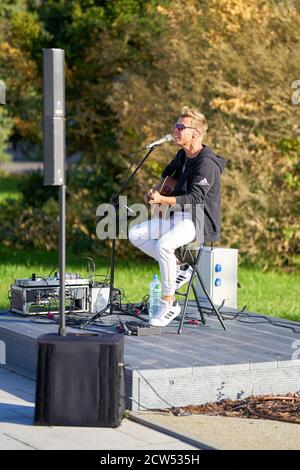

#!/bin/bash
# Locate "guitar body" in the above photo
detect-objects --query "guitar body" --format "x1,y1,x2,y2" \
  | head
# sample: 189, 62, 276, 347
152, 176, 177, 196
151, 176, 177, 219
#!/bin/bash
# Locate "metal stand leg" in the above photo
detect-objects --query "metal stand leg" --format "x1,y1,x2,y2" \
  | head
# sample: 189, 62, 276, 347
191, 283, 206, 325
177, 295, 189, 335
176, 245, 227, 334
177, 246, 204, 334
194, 266, 227, 330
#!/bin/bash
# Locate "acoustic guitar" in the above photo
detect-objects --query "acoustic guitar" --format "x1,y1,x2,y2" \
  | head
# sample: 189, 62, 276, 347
150, 176, 177, 219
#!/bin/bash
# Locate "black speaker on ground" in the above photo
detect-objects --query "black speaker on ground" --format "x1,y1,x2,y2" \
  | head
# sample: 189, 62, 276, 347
34, 333, 125, 427
43, 48, 65, 186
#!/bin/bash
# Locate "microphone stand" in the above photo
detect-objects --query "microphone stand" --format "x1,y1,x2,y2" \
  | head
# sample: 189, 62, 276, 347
80, 145, 156, 329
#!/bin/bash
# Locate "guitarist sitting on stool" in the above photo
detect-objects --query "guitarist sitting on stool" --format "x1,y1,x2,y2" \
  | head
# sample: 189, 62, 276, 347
129, 105, 226, 327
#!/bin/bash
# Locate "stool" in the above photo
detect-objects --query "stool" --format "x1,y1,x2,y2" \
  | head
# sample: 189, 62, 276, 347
176, 242, 227, 334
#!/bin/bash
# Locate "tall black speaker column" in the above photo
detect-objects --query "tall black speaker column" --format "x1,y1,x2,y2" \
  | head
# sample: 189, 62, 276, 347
43, 48, 66, 335
36, 49, 125, 427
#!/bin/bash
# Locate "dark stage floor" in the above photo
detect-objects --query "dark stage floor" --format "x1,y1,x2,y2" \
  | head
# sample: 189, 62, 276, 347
1, 303, 300, 410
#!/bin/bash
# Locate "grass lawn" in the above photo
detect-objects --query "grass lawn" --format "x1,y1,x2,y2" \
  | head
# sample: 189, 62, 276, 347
0, 246, 299, 322
0, 173, 299, 322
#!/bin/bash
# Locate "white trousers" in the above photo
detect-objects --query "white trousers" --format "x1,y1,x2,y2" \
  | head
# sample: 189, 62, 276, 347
129, 213, 196, 296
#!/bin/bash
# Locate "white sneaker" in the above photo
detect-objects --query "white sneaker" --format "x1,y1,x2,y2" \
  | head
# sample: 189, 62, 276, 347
149, 298, 181, 327
176, 264, 193, 290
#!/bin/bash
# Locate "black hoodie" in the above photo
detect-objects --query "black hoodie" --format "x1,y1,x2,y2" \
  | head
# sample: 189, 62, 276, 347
161, 144, 227, 243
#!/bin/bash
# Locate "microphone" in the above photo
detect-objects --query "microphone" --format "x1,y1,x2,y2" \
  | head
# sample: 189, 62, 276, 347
144, 134, 174, 149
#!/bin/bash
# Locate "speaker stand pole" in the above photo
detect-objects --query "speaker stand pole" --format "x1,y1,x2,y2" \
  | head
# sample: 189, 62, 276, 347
59, 183, 66, 336
109, 227, 116, 316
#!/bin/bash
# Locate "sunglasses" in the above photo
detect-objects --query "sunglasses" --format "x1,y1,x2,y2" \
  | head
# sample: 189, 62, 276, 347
173, 123, 199, 132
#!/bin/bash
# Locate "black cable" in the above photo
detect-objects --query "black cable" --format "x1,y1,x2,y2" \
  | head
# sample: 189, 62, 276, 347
48, 265, 59, 278
128, 397, 161, 412
118, 297, 150, 320
238, 314, 300, 334
174, 298, 300, 334
203, 304, 300, 334
133, 368, 179, 412
67, 315, 118, 329
215, 304, 247, 320
30, 317, 57, 324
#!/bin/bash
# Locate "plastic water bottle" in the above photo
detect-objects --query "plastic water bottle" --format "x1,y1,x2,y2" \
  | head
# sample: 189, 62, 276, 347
149, 275, 162, 319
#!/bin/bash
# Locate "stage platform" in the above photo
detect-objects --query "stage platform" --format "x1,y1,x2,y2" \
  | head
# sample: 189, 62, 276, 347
0, 303, 300, 411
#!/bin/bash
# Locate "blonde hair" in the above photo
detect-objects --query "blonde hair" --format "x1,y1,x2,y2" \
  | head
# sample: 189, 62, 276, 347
181, 105, 208, 138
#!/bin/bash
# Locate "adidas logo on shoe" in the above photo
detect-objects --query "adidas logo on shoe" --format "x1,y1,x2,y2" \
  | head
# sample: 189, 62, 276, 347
149, 298, 181, 327
176, 264, 193, 289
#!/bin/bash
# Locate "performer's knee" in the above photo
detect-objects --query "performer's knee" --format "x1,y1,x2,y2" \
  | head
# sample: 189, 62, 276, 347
156, 239, 173, 258
128, 224, 143, 246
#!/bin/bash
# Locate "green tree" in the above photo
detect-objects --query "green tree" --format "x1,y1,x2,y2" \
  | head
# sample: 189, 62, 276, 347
107, 0, 300, 267
0, 0, 299, 267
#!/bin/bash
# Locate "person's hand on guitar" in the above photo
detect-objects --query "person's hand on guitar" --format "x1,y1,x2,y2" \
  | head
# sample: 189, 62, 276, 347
144, 188, 161, 204
144, 176, 177, 209
148, 190, 162, 205
144, 188, 153, 203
